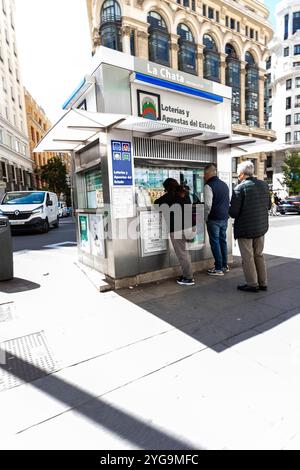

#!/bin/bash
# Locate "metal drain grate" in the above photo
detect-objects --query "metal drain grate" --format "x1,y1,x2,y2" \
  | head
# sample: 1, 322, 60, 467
0, 303, 14, 323
0, 332, 56, 391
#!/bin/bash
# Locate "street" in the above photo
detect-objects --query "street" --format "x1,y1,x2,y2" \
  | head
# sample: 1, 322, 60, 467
0, 216, 300, 450
12, 218, 77, 253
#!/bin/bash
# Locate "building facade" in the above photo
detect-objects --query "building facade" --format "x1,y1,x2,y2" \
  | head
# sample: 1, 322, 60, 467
24, 88, 55, 189
24, 88, 72, 191
0, 0, 33, 198
86, 0, 276, 180
267, 0, 300, 196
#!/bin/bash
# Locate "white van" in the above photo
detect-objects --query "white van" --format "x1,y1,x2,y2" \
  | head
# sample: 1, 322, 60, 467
0, 191, 59, 233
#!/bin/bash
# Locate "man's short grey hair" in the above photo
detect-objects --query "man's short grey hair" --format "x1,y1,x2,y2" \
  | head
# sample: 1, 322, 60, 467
237, 160, 254, 177
204, 163, 217, 175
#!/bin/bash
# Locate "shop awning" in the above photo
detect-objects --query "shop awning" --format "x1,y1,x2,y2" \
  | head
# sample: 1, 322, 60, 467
34, 109, 267, 153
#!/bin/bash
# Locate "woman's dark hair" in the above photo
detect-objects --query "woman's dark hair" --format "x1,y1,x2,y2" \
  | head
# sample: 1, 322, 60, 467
163, 178, 179, 192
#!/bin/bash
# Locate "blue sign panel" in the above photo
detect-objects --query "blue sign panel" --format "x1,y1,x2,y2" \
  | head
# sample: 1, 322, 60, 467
111, 140, 133, 186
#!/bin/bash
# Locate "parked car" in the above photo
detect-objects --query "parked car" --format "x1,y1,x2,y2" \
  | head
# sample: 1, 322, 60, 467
57, 202, 68, 218
0, 191, 59, 232
277, 196, 300, 215
65, 206, 72, 217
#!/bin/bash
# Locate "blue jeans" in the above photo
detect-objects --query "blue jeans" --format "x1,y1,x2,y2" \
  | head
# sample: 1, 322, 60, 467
206, 219, 228, 271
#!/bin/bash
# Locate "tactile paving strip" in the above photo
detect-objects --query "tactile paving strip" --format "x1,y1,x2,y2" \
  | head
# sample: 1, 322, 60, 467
0, 332, 56, 391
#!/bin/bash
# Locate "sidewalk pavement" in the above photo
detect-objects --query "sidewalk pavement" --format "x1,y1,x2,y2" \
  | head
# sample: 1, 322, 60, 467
0, 236, 300, 450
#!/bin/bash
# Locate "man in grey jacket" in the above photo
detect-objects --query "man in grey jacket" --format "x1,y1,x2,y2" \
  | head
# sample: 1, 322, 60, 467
229, 161, 271, 292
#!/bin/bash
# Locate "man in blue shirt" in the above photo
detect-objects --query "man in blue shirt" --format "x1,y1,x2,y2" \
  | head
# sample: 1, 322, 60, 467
204, 164, 230, 276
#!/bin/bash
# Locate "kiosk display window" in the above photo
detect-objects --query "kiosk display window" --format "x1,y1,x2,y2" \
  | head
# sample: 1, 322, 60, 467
135, 165, 204, 207
85, 169, 104, 209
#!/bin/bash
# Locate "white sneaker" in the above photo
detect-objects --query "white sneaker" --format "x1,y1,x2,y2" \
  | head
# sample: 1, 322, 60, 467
207, 268, 224, 276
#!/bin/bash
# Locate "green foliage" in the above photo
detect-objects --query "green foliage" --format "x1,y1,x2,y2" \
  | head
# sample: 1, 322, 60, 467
282, 152, 300, 195
40, 156, 69, 196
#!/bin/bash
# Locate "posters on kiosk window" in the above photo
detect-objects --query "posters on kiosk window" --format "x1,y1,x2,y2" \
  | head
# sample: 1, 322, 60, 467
79, 215, 90, 253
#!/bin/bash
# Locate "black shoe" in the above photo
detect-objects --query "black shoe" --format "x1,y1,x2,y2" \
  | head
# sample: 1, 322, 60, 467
237, 284, 259, 292
259, 285, 268, 291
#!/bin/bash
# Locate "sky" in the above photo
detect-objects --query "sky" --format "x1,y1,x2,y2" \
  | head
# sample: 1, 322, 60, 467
14, 0, 279, 125
15, 0, 92, 123
265, 0, 278, 26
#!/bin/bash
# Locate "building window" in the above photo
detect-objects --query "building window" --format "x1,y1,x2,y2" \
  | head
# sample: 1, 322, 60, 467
191, 0, 195, 11
285, 132, 291, 143
268, 105, 272, 116
268, 88, 272, 98
226, 16, 229, 27
268, 122, 272, 129
208, 7, 214, 19
295, 113, 300, 124
284, 13, 289, 39
12, 166, 17, 183
237, 21, 240, 32
216, 11, 219, 23
230, 18, 235, 30
266, 155, 273, 167
293, 12, 300, 34
225, 43, 240, 124
294, 62, 300, 67
296, 77, 300, 88
245, 52, 259, 127
286, 79, 292, 90
100, 0, 122, 52
177, 24, 196, 74
203, 34, 220, 82
183, 0, 189, 7
1, 161, 7, 181
203, 4, 207, 16
250, 28, 254, 39
284, 47, 289, 57
255, 31, 258, 41
294, 131, 300, 141
266, 57, 271, 69
286, 96, 291, 109
295, 45, 300, 55
295, 95, 300, 107
286, 114, 291, 126
130, 30, 135, 56
246, 26, 249, 36
148, 11, 170, 67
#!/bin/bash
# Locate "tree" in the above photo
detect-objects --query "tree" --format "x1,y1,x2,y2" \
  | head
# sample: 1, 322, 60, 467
40, 156, 69, 196
282, 152, 300, 195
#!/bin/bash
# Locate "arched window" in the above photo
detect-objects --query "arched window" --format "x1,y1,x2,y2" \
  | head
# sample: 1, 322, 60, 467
100, 0, 122, 52
245, 51, 259, 127
225, 43, 240, 124
177, 24, 196, 74
203, 34, 220, 82
148, 11, 170, 66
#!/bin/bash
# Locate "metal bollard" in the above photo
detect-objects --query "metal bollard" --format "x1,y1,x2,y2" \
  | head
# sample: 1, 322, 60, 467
0, 216, 13, 281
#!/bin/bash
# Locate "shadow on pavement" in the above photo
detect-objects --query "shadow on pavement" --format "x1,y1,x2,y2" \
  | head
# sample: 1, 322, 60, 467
119, 254, 300, 353
0, 351, 197, 450
0, 278, 40, 294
